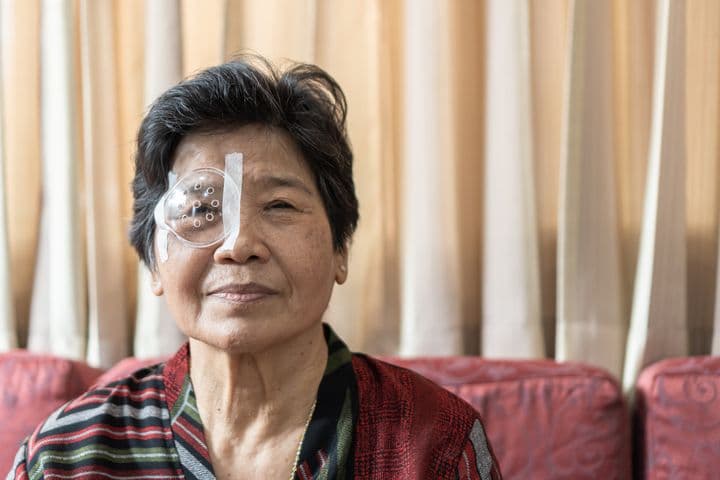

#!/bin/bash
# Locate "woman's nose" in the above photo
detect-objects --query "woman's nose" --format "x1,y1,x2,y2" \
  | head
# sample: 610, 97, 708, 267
212, 215, 271, 264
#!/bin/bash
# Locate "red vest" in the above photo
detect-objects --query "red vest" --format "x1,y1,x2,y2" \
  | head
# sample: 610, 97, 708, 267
352, 354, 502, 479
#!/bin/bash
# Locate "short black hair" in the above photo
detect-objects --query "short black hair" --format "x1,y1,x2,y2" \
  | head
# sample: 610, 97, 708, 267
129, 55, 358, 268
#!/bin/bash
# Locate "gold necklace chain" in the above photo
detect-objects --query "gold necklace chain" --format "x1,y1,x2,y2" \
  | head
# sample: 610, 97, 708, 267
289, 398, 317, 480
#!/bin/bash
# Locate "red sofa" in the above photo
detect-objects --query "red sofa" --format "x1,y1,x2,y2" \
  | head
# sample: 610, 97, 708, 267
635, 356, 720, 480
0, 351, 633, 478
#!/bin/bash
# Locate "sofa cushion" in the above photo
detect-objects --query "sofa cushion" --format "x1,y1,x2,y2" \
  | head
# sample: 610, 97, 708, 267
635, 356, 720, 480
0, 351, 103, 472
386, 357, 630, 480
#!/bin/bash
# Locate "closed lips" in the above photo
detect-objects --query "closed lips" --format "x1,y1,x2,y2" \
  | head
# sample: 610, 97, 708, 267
208, 283, 278, 302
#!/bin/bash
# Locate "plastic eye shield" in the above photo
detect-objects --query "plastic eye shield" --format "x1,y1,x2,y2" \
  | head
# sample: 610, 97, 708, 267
154, 152, 243, 262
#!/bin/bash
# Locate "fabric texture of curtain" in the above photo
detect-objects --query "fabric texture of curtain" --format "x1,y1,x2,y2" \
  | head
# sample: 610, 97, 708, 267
0, 0, 717, 392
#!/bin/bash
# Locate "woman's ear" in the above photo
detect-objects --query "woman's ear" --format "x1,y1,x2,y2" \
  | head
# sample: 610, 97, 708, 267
334, 249, 349, 285
150, 268, 164, 296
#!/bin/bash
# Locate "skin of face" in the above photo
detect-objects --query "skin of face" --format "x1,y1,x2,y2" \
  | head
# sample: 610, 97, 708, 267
151, 124, 348, 354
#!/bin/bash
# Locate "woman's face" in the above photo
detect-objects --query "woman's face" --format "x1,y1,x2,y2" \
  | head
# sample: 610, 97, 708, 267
152, 124, 348, 353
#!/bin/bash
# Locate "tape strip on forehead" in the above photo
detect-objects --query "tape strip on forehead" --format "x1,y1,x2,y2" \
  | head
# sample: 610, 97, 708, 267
218, 152, 243, 252
155, 170, 177, 263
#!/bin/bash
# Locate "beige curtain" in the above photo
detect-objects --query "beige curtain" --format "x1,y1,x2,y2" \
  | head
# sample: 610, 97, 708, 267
482, 0, 543, 359
80, 0, 129, 367
623, 0, 689, 391
556, 0, 625, 377
28, 0, 86, 360
133, 0, 186, 360
0, 2, 15, 350
0, 0, 717, 389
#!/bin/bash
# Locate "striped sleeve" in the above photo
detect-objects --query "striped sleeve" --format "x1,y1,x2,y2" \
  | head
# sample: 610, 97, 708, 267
456, 419, 503, 480
15, 365, 183, 480
5, 441, 31, 480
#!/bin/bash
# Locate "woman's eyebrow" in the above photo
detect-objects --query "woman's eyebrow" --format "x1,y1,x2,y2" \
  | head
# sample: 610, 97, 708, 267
256, 174, 313, 195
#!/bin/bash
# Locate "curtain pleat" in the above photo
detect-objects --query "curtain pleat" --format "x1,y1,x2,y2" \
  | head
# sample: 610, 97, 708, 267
134, 0, 186, 358
685, 0, 720, 355
714, 227, 720, 353
29, 0, 86, 360
1, 0, 41, 348
613, 0, 656, 352
623, 0, 688, 392
446, 0, 484, 355
224, 0, 317, 63
556, 0, 625, 377
181, 0, 225, 74
79, 0, 129, 368
400, 0, 462, 355
0, 6, 17, 350
315, 0, 400, 353
529, 0, 570, 358
482, 0, 543, 358
114, 0, 144, 347
0, 0, 718, 382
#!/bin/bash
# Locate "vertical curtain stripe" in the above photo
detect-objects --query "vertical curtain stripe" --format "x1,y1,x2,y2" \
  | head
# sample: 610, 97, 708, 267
685, 0, 720, 355
623, 0, 688, 392
180, 0, 225, 75
114, 0, 145, 344
400, 0, 462, 355
714, 224, 720, 353
0, 4, 16, 350
1, 0, 42, 348
80, 0, 129, 368
224, 0, 317, 63
482, 0, 543, 358
529, 0, 570, 357
612, 0, 656, 355
316, 0, 394, 352
31, 0, 85, 360
134, 0, 186, 358
556, 0, 625, 377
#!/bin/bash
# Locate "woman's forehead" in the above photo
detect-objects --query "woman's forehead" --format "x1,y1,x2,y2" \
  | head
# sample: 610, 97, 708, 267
171, 125, 313, 185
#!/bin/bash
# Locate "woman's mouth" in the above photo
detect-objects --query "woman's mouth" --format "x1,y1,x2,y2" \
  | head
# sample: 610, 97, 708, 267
207, 282, 278, 303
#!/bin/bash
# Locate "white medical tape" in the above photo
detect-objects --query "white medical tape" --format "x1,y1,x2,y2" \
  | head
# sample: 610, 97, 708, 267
218, 152, 243, 252
155, 171, 177, 264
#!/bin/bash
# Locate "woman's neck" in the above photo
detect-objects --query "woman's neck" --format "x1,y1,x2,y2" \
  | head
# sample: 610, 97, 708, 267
188, 322, 327, 444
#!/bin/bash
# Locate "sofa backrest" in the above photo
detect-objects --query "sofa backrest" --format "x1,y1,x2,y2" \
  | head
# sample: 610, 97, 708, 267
0, 351, 103, 471
635, 356, 720, 480
387, 357, 631, 480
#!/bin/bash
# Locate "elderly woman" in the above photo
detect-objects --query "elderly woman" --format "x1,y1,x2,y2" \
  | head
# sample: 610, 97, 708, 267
8, 57, 501, 479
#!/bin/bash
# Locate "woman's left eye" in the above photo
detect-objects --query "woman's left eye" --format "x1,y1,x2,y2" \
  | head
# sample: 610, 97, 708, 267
267, 200, 295, 210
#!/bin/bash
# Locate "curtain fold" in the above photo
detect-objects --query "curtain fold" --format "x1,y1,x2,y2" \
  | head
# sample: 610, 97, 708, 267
181, 0, 225, 75
79, 0, 129, 368
482, 0, 543, 359
224, 0, 317, 63
685, 0, 720, 355
1, 0, 41, 349
714, 227, 720, 353
134, 0, 186, 358
114, 0, 144, 347
623, 0, 688, 392
400, 0, 462, 355
529, 0, 569, 358
0, 4, 16, 349
613, 0, 655, 350
556, 0, 625, 377
315, 0, 400, 354
29, 0, 86, 360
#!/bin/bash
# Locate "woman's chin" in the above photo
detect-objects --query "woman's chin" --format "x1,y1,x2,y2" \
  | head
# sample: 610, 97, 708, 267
186, 316, 319, 355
